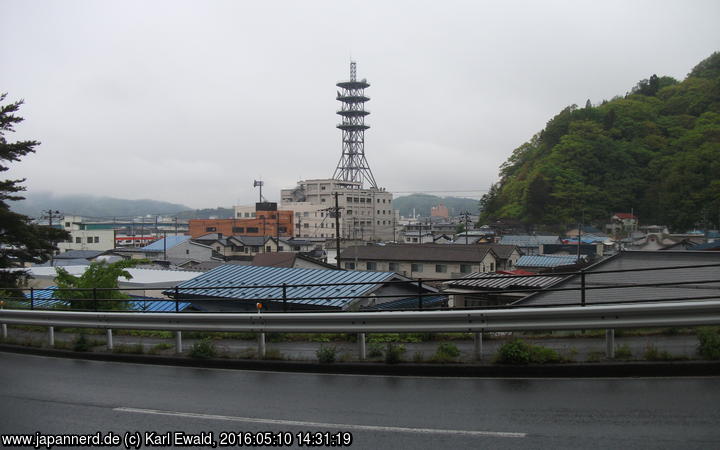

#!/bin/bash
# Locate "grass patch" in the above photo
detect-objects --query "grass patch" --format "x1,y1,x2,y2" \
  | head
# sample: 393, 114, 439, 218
430, 342, 461, 363
697, 327, 720, 360
316, 345, 337, 363
189, 338, 217, 359
643, 344, 686, 361
384, 343, 405, 364
147, 342, 173, 354
586, 351, 606, 362
113, 344, 144, 354
72, 334, 93, 352
614, 344, 633, 360
412, 351, 425, 363
494, 339, 561, 364
262, 348, 285, 360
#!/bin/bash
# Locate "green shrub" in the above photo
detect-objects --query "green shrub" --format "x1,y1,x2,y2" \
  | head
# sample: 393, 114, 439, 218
615, 344, 633, 359
189, 338, 217, 359
384, 343, 405, 364
586, 351, 605, 362
72, 334, 92, 352
316, 345, 337, 363
431, 342, 461, 363
697, 327, 720, 360
529, 345, 561, 364
495, 339, 562, 364
495, 339, 532, 364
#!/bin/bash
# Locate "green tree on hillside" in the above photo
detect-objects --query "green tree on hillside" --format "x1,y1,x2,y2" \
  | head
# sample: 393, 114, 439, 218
0, 93, 69, 291
480, 52, 720, 231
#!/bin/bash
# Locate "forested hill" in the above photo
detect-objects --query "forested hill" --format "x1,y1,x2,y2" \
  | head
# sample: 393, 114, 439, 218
479, 52, 720, 232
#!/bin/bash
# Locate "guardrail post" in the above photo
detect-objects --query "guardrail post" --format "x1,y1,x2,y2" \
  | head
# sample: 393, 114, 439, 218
175, 331, 182, 354
1, 323, 6, 340
48, 326, 55, 347
473, 332, 483, 361
417, 278, 423, 310
106, 329, 113, 351
30, 288, 34, 310
282, 283, 287, 312
605, 329, 615, 359
358, 333, 366, 360
258, 333, 266, 358
580, 270, 586, 306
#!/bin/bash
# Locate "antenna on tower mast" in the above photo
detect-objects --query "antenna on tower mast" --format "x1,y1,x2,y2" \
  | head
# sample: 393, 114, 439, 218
333, 61, 378, 188
253, 180, 265, 203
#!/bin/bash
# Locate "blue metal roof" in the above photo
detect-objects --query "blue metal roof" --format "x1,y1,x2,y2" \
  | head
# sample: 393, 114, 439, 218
516, 255, 580, 268
169, 265, 397, 309
140, 235, 190, 251
21, 287, 190, 312
363, 295, 447, 310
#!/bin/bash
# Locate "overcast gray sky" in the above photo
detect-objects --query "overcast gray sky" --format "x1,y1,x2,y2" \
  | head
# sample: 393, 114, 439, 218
2, 0, 718, 209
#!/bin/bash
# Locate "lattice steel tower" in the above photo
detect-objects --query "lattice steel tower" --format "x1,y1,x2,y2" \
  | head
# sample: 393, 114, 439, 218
333, 61, 378, 188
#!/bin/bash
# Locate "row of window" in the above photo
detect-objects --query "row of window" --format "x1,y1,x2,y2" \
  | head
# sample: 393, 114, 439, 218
205, 226, 286, 234
67, 236, 101, 244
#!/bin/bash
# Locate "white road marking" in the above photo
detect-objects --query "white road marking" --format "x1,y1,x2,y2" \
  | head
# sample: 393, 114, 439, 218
114, 407, 526, 438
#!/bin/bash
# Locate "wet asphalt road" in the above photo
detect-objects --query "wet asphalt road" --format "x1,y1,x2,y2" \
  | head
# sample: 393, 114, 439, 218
1, 352, 719, 449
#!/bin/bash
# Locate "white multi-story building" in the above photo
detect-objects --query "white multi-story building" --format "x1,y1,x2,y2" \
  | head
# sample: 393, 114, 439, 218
280, 178, 395, 242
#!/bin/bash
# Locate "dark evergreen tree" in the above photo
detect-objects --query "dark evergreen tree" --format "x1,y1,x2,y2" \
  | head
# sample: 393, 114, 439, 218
0, 93, 69, 291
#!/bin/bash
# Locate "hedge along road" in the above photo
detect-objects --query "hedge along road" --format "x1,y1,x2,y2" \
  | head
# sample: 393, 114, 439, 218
1, 352, 719, 449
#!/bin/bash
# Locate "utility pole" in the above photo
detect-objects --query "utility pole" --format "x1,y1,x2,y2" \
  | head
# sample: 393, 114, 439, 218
461, 211, 470, 244
42, 210, 61, 265
335, 192, 341, 269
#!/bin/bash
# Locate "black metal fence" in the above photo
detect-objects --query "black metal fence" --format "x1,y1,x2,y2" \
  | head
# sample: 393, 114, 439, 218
0, 263, 718, 313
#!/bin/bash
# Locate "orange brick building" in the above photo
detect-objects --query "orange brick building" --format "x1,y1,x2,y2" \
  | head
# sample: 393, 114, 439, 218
189, 207, 294, 238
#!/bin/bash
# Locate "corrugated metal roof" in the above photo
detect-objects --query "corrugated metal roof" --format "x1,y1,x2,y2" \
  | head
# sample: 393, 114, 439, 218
363, 295, 447, 310
499, 235, 561, 247
140, 235, 190, 251
169, 265, 397, 308
21, 287, 190, 312
516, 255, 580, 268
338, 244, 495, 263
517, 251, 720, 306
445, 272, 565, 290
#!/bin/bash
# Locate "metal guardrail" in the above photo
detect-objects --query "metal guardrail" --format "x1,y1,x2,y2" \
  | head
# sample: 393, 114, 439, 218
3, 300, 720, 333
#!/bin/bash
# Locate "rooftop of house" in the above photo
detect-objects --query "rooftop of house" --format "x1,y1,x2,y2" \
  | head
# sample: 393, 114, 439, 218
168, 265, 406, 309
516, 250, 720, 307
140, 235, 191, 251
338, 244, 496, 263
515, 254, 583, 268
499, 235, 562, 247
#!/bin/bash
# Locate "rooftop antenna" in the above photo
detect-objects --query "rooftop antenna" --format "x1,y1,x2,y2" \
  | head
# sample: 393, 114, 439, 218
253, 180, 265, 203
333, 61, 378, 188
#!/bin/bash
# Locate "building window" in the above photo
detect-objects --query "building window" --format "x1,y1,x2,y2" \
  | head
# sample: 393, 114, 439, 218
278, 245, 284, 251
366, 262, 377, 270
247, 227, 259, 233
232, 227, 244, 233
321, 198, 326, 202
435, 264, 447, 273
303, 223, 309, 228
206, 227, 217, 232
412, 238, 418, 243
94, 237, 100, 243
75, 237, 81, 244
345, 262, 355, 270
411, 263, 423, 272
303, 212, 309, 217
460, 264, 472, 273
86, 237, 92, 243
64, 222, 70, 228
251, 246, 259, 252
279, 226, 287, 233
266, 246, 272, 252
389, 262, 399, 271
490, 262, 495, 272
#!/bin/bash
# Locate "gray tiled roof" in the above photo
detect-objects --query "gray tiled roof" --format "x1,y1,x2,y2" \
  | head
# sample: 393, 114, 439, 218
338, 244, 495, 263
500, 235, 561, 247
516, 251, 720, 306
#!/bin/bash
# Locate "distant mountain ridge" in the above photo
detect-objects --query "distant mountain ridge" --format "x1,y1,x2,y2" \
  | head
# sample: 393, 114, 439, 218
12, 192, 190, 219
392, 194, 478, 218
